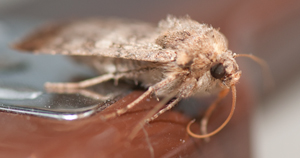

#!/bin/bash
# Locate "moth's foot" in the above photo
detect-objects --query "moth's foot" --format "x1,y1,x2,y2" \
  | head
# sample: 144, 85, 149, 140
45, 82, 81, 90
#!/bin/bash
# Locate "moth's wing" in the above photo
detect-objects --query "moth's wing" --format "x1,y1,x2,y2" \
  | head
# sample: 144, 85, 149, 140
14, 18, 176, 62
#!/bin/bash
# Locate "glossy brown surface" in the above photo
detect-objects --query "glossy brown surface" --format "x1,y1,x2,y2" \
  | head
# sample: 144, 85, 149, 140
0, 82, 252, 158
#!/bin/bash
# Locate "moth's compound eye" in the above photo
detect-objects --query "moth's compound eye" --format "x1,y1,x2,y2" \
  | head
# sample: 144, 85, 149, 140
210, 63, 226, 79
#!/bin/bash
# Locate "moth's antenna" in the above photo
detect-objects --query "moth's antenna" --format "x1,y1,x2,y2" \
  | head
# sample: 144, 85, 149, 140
186, 85, 236, 138
235, 54, 274, 91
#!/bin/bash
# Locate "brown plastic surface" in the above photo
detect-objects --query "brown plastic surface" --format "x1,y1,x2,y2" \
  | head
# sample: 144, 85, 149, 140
0, 82, 252, 158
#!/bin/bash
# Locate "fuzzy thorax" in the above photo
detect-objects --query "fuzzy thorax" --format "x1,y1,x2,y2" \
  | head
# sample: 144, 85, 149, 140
156, 15, 241, 97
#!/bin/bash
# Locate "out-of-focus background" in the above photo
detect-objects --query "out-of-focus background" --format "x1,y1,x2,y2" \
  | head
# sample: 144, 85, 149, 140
0, 0, 300, 157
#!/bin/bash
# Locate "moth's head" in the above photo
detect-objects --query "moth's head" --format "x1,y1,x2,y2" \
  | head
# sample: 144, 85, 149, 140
210, 53, 241, 88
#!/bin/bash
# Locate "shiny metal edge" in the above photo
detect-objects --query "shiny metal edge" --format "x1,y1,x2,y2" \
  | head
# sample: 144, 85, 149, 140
0, 103, 98, 120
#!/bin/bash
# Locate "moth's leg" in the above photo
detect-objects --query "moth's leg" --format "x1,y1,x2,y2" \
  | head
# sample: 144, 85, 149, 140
78, 89, 117, 100
145, 78, 197, 122
45, 88, 116, 100
45, 73, 116, 90
146, 98, 181, 122
128, 96, 180, 140
201, 88, 230, 141
128, 77, 182, 140
44, 69, 145, 90
74, 89, 117, 100
102, 87, 154, 120
101, 76, 178, 120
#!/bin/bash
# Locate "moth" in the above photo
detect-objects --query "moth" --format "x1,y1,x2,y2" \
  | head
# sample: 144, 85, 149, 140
14, 15, 266, 139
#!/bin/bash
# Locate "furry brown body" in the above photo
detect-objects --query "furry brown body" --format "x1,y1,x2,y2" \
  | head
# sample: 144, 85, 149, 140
14, 15, 243, 138
56, 16, 241, 99
15, 16, 241, 97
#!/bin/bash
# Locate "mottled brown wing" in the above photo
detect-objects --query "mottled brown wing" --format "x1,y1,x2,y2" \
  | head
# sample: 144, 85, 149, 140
13, 18, 176, 62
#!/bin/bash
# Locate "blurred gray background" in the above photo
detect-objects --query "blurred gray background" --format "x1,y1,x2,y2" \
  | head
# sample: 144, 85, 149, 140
1, 0, 300, 157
